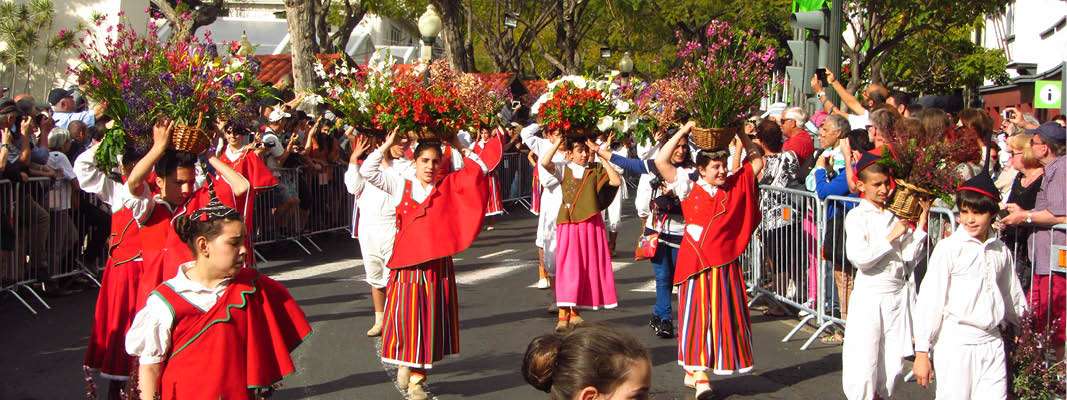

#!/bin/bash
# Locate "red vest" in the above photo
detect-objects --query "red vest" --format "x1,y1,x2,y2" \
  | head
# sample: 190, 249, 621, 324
674, 164, 761, 285
152, 268, 311, 400
220, 149, 277, 267
108, 207, 142, 266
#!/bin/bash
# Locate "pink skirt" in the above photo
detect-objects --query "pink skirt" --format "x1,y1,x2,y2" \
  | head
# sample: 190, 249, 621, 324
555, 214, 617, 309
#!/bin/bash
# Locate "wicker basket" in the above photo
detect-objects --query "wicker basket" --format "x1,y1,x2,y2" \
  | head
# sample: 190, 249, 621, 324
408, 127, 455, 142
563, 127, 596, 139
888, 179, 934, 221
170, 113, 212, 154
691, 126, 737, 150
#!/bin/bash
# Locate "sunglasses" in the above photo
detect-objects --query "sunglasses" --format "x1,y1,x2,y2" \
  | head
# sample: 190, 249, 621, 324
1030, 139, 1046, 147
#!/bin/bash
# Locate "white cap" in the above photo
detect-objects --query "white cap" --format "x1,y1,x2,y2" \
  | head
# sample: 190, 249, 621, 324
761, 102, 787, 119
268, 108, 292, 123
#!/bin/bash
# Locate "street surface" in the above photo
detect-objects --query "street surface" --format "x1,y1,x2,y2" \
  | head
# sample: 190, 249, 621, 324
0, 205, 931, 399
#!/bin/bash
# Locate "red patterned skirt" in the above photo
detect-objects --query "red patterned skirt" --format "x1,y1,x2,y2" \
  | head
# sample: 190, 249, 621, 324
84, 257, 143, 379
676, 262, 754, 374
380, 257, 460, 369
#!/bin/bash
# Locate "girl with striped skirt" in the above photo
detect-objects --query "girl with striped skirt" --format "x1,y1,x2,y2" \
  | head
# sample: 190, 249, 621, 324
473, 126, 504, 230
360, 129, 494, 400
654, 122, 765, 398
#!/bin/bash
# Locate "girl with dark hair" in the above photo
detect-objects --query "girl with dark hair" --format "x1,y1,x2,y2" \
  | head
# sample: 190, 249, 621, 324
360, 129, 494, 400
473, 124, 505, 229
124, 121, 251, 309
655, 121, 765, 398
522, 323, 651, 400
540, 135, 622, 332
125, 190, 310, 400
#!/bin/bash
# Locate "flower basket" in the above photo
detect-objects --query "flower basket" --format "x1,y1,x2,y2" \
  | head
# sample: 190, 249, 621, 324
691, 126, 736, 150
409, 127, 455, 142
563, 127, 595, 139
888, 179, 935, 221
170, 113, 212, 154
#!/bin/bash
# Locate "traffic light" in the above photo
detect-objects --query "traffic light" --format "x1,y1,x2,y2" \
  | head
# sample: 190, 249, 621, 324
786, 9, 829, 96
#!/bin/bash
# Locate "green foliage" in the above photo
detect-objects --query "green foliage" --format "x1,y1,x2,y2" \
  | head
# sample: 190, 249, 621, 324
880, 22, 1009, 94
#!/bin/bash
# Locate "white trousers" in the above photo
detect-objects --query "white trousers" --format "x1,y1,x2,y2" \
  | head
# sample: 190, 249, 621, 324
536, 193, 560, 277
841, 288, 914, 400
602, 186, 623, 233
932, 338, 1007, 400
357, 221, 396, 289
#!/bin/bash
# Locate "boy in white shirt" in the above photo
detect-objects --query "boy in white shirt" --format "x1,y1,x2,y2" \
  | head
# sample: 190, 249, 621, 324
841, 152, 930, 400
912, 172, 1027, 399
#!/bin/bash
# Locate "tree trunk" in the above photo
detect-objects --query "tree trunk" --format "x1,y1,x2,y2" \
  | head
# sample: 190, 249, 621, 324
330, 0, 366, 54
430, 0, 476, 72
285, 0, 319, 93
314, 0, 330, 53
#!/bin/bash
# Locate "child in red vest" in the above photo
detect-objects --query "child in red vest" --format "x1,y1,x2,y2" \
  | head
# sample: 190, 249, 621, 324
125, 188, 310, 400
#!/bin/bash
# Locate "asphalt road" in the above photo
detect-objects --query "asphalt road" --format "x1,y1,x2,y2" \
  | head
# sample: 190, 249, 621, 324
0, 204, 932, 399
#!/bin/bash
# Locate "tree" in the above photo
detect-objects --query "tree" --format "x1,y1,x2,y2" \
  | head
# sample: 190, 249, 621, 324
149, 0, 224, 39
539, 0, 605, 75
881, 25, 1009, 96
468, 0, 555, 75
838, 0, 1010, 94
285, 0, 319, 92
429, 0, 478, 72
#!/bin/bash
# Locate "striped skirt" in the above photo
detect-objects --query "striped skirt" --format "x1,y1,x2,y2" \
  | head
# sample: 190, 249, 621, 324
485, 172, 504, 216
677, 262, 754, 375
380, 257, 460, 369
530, 173, 541, 216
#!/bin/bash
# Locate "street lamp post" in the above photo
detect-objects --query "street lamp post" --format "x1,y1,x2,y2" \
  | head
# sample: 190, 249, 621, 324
237, 31, 255, 57
418, 5, 443, 62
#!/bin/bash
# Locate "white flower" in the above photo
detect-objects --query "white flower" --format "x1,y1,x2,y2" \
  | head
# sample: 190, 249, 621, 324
606, 70, 620, 79
615, 100, 631, 114
597, 115, 614, 132
566, 76, 588, 89
302, 94, 324, 107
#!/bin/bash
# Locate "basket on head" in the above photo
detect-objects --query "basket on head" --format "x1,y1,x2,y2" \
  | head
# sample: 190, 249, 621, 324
690, 126, 737, 150
170, 112, 212, 154
562, 127, 596, 139
408, 127, 455, 142
355, 126, 387, 137
887, 179, 934, 221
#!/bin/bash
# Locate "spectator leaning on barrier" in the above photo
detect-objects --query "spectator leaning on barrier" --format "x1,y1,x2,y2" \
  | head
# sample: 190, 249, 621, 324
1, 98, 53, 288
779, 107, 814, 164
43, 128, 78, 271
805, 114, 850, 192
48, 87, 94, 130
1000, 133, 1044, 290
1000, 121, 1067, 360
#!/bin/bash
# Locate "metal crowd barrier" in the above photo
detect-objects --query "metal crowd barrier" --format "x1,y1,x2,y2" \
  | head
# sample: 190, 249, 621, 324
999, 223, 1067, 340
747, 185, 824, 346
745, 186, 964, 351
499, 152, 534, 209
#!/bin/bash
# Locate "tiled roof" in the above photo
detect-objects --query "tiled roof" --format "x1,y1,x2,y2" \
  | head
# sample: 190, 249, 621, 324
256, 53, 343, 85
469, 73, 515, 93
523, 80, 548, 97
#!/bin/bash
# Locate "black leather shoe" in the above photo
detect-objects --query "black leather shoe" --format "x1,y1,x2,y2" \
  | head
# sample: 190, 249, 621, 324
657, 319, 675, 338
649, 316, 661, 332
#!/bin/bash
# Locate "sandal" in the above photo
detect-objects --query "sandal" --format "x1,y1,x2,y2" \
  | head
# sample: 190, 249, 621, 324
568, 314, 585, 327
683, 371, 696, 388
555, 317, 570, 333
820, 333, 845, 345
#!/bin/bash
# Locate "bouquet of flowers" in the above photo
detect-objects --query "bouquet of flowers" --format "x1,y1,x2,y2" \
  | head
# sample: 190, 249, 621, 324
876, 122, 969, 219
317, 54, 393, 134
218, 51, 272, 135
455, 73, 510, 129
1007, 311, 1066, 398
77, 13, 267, 171
539, 75, 613, 137
75, 12, 165, 172
374, 60, 467, 140
635, 76, 688, 135
675, 20, 777, 148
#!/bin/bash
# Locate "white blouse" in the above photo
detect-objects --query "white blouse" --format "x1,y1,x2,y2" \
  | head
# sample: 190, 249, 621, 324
125, 262, 232, 365
843, 200, 927, 294
913, 227, 1027, 352
359, 148, 487, 207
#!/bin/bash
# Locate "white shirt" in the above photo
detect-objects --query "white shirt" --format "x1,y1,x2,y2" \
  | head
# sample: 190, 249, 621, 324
46, 151, 76, 210
344, 162, 401, 226
913, 227, 1027, 352
125, 262, 232, 364
74, 142, 129, 212
360, 148, 487, 207
847, 111, 870, 131
843, 200, 927, 294
668, 170, 719, 241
